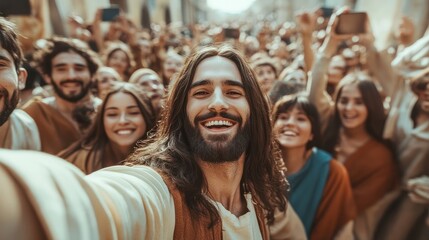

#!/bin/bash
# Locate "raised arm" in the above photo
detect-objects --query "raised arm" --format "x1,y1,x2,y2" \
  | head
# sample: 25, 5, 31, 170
295, 11, 317, 72
307, 12, 347, 132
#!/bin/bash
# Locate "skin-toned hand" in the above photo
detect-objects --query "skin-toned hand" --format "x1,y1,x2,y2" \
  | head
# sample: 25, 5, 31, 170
407, 175, 429, 204
397, 16, 415, 46
295, 11, 317, 36
319, 7, 353, 58
358, 16, 376, 48
320, 8, 374, 58
93, 9, 102, 25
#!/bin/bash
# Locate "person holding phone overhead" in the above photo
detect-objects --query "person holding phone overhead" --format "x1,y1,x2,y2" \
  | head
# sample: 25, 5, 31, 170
308, 9, 400, 240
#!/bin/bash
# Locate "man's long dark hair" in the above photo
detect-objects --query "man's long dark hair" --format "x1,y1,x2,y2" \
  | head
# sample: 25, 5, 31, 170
127, 45, 288, 226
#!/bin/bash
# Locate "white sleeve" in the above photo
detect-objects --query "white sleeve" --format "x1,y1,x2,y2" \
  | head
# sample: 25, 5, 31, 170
9, 109, 41, 150
0, 149, 175, 240
88, 166, 176, 240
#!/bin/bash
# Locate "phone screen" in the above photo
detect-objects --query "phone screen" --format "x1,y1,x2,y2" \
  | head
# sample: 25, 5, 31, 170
224, 28, 240, 39
102, 7, 120, 22
335, 12, 367, 35
0, 0, 31, 16
321, 7, 334, 18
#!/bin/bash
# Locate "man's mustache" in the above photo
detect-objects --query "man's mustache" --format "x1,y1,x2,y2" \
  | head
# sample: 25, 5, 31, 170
59, 79, 84, 86
194, 111, 242, 125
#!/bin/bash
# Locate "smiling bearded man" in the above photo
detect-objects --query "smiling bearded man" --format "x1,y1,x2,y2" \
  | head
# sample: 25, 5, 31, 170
23, 37, 101, 154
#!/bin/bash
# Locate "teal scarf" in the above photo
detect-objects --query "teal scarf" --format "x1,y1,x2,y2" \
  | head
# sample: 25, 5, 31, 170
287, 148, 332, 237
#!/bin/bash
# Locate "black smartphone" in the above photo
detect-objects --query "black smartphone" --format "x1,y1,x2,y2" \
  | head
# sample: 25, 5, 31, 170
102, 7, 120, 22
0, 0, 31, 16
281, 37, 291, 45
321, 7, 334, 18
224, 28, 240, 39
335, 12, 367, 35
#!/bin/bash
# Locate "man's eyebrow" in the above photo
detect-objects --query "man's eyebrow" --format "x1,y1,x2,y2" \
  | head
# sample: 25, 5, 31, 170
190, 79, 212, 88
0, 54, 12, 63
190, 79, 244, 89
52, 63, 87, 68
223, 80, 244, 88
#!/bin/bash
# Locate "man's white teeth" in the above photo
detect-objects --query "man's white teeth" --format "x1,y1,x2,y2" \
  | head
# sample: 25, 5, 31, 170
204, 120, 233, 127
116, 129, 133, 135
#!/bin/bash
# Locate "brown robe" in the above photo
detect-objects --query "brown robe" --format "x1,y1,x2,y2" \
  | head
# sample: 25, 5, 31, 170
23, 98, 81, 155
343, 138, 399, 214
311, 160, 357, 240
60, 142, 126, 174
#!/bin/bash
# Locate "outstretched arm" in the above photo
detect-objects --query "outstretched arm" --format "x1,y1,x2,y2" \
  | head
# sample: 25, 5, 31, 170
0, 150, 175, 239
0, 166, 46, 239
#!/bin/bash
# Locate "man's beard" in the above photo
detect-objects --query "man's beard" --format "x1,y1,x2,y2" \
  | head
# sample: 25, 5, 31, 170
184, 111, 250, 163
51, 79, 92, 103
0, 88, 19, 126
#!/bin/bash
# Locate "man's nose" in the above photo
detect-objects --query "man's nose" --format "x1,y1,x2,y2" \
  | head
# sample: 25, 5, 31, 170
66, 68, 77, 79
208, 89, 228, 112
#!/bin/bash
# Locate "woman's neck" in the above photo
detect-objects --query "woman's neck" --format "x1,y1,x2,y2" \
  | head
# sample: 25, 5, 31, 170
281, 146, 312, 175
336, 127, 370, 163
342, 124, 370, 140
110, 142, 132, 160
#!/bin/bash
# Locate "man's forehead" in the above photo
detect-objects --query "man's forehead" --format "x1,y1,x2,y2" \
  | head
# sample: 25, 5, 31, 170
192, 56, 243, 84
52, 51, 87, 65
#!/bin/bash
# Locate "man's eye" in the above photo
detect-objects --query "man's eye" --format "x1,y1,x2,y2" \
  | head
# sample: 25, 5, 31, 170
194, 91, 208, 96
75, 66, 87, 72
227, 91, 243, 96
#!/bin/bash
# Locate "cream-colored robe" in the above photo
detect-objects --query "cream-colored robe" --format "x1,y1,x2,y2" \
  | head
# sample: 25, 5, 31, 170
0, 109, 40, 150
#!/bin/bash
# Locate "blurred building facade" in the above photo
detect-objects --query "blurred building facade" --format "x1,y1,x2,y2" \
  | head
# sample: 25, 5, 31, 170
4, 0, 429, 50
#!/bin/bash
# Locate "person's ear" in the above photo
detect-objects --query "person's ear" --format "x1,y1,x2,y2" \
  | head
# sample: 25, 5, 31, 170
17, 68, 28, 90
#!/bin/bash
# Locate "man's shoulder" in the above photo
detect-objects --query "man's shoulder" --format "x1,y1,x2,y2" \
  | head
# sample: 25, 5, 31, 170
22, 97, 58, 118
9, 109, 37, 127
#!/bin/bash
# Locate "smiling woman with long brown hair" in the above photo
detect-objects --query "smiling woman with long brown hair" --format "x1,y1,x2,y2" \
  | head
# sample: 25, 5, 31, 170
59, 82, 156, 174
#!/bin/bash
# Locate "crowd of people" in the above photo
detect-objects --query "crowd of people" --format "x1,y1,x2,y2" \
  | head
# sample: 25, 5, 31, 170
0, 5, 428, 240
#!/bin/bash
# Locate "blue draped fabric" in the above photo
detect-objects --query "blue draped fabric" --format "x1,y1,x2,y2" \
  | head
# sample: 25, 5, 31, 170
287, 148, 332, 237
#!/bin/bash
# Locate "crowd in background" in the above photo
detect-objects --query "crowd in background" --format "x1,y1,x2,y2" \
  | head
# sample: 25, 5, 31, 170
1, 4, 429, 240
